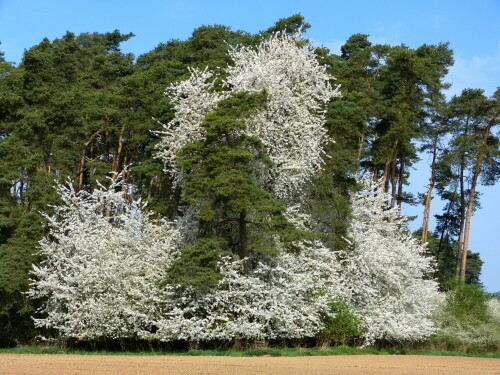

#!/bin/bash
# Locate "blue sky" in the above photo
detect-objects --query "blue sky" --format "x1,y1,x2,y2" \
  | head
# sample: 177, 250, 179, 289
0, 0, 499, 291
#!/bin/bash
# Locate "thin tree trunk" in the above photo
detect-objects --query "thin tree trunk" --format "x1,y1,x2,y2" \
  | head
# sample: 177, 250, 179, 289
382, 138, 399, 192
19, 179, 24, 204
89, 143, 94, 192
460, 115, 497, 281
111, 124, 126, 174
456, 114, 470, 278
390, 158, 397, 208
422, 138, 438, 245
356, 133, 364, 175
239, 210, 248, 275
77, 130, 102, 191
78, 149, 86, 191
147, 177, 154, 200
373, 132, 380, 180
396, 158, 405, 208
455, 156, 466, 278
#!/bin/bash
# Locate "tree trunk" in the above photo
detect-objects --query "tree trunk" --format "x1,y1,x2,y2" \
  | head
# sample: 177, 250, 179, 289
111, 124, 126, 174
397, 158, 405, 208
239, 210, 248, 275
356, 133, 364, 174
455, 155, 466, 278
373, 132, 380, 180
147, 177, 154, 200
389, 158, 397, 208
89, 143, 94, 192
460, 115, 497, 281
421, 138, 438, 245
382, 138, 399, 193
78, 149, 86, 191
77, 130, 102, 191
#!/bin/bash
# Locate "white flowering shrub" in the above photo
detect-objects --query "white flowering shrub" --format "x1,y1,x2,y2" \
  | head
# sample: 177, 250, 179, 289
153, 243, 346, 342
430, 289, 500, 352
29, 175, 347, 342
488, 298, 500, 324
342, 176, 439, 344
156, 31, 340, 200
28, 175, 184, 340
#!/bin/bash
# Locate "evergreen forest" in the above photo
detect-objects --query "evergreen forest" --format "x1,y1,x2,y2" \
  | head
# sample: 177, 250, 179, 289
0, 15, 499, 351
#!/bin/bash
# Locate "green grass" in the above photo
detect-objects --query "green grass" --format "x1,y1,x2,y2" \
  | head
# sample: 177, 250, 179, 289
1, 345, 499, 358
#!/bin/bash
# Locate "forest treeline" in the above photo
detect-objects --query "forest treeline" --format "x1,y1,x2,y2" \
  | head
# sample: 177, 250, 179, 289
0, 15, 498, 346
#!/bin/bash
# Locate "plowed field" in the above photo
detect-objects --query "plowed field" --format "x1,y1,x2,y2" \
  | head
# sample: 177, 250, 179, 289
1, 353, 498, 375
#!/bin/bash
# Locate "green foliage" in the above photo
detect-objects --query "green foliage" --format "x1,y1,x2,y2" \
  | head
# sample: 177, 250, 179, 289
2, 345, 498, 357
423, 231, 483, 287
317, 300, 363, 346
261, 14, 310, 37
165, 238, 229, 289
174, 91, 310, 281
444, 279, 489, 321
430, 279, 500, 352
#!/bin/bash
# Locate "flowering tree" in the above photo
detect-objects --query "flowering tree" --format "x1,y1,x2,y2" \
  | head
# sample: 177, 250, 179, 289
156, 31, 341, 200
342, 176, 439, 344
29, 174, 346, 342
152, 243, 346, 342
28, 175, 185, 340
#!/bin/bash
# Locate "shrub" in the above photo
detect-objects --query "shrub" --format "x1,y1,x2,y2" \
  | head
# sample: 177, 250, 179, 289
430, 279, 500, 352
444, 278, 489, 322
316, 300, 362, 346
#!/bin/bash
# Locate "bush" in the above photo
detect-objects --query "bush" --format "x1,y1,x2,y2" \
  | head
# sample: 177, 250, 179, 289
430, 279, 500, 353
444, 278, 489, 322
316, 300, 362, 346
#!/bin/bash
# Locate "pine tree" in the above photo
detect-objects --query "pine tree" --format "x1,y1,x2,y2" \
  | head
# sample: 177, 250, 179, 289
169, 91, 307, 280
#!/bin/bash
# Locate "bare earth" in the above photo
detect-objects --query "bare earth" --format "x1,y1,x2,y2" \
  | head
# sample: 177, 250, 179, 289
1, 354, 499, 375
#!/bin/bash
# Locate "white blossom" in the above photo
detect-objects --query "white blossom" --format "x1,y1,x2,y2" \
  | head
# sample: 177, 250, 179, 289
155, 67, 228, 185
342, 176, 439, 344
153, 242, 346, 342
29, 175, 184, 340
29, 174, 347, 342
156, 31, 340, 200
225, 32, 341, 200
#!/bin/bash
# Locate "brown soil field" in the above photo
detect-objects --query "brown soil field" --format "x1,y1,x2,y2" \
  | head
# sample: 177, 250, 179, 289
1, 354, 499, 375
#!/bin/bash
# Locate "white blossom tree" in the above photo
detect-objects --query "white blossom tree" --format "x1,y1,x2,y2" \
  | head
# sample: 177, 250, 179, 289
342, 176, 439, 344
153, 243, 346, 342
28, 175, 185, 340
155, 68, 227, 186
149, 31, 347, 342
156, 31, 341, 200
29, 174, 346, 342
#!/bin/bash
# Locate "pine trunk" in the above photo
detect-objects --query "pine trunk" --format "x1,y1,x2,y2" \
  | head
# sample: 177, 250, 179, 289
460, 115, 496, 281
239, 210, 248, 275
382, 138, 399, 193
390, 158, 397, 208
455, 157, 466, 278
421, 139, 438, 245
397, 158, 405, 207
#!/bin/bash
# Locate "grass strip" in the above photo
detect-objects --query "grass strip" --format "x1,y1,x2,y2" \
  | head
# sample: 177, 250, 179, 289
1, 345, 499, 358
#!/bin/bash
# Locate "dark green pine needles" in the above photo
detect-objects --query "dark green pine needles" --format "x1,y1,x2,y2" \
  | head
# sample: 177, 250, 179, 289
166, 91, 310, 287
